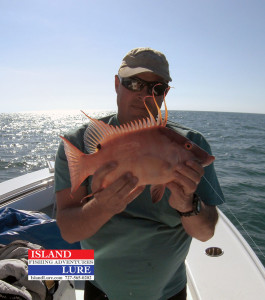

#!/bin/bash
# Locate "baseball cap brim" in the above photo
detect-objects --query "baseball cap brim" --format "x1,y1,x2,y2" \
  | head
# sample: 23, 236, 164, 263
119, 67, 171, 82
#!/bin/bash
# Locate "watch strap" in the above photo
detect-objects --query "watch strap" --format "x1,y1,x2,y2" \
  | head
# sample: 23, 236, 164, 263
176, 194, 201, 217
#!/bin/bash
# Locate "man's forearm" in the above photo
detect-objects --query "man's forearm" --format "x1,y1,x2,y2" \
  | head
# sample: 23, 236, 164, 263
57, 198, 113, 243
180, 203, 218, 242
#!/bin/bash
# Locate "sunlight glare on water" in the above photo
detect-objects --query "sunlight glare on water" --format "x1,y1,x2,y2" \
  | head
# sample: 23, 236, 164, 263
0, 110, 115, 181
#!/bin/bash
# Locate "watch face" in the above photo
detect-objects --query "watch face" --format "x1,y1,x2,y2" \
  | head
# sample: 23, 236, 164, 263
177, 195, 202, 217
194, 194, 201, 214
197, 200, 201, 213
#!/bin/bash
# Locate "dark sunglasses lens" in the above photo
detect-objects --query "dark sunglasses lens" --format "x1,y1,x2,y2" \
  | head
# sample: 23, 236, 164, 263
152, 83, 168, 96
122, 78, 143, 91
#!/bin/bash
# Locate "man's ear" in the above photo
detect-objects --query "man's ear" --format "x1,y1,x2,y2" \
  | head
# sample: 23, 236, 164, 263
115, 75, 120, 93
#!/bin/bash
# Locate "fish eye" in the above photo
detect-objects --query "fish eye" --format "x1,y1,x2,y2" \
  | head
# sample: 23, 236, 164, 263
185, 142, 193, 150
97, 144, 102, 150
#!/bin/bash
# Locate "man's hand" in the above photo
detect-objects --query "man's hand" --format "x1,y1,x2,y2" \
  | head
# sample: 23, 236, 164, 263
166, 160, 218, 242
91, 162, 145, 215
166, 160, 204, 212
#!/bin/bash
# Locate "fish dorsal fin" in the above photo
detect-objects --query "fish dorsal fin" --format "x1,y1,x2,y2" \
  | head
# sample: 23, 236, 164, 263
162, 88, 169, 126
143, 96, 157, 125
82, 111, 114, 153
82, 114, 153, 154
82, 91, 169, 153
143, 86, 169, 127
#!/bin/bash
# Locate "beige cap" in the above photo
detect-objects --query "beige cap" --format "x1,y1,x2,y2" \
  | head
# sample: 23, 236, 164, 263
118, 47, 172, 82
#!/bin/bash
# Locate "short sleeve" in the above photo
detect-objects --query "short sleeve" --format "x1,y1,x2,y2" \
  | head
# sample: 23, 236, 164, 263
187, 131, 225, 206
167, 121, 225, 206
54, 140, 72, 192
54, 125, 87, 192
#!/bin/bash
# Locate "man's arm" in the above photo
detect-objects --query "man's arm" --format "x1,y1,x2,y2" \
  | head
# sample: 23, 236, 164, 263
180, 204, 218, 242
56, 162, 144, 243
167, 160, 219, 242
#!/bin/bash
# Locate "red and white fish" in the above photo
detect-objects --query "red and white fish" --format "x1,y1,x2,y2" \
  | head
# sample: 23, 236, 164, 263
60, 95, 215, 203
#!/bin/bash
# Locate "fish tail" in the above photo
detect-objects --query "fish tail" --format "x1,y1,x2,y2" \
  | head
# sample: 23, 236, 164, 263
60, 136, 93, 193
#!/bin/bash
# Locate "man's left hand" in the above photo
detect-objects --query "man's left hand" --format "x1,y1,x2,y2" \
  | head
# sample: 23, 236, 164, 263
166, 160, 204, 212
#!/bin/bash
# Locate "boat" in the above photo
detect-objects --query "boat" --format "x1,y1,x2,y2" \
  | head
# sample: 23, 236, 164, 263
0, 163, 264, 300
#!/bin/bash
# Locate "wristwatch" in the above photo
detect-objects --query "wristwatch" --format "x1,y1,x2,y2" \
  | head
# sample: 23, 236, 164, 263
176, 194, 202, 217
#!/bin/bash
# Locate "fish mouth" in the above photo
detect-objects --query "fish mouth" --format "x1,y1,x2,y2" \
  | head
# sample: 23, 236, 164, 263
192, 155, 215, 167
202, 155, 215, 167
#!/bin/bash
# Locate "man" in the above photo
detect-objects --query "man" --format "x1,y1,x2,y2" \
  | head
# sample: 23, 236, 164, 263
55, 47, 224, 300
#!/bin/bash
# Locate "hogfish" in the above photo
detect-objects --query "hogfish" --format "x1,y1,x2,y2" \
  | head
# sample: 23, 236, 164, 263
60, 95, 215, 203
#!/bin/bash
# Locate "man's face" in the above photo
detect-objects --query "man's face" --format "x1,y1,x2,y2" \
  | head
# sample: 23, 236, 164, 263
115, 72, 167, 125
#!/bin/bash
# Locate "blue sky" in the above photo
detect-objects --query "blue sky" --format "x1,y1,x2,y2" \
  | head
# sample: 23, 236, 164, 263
1, 0, 264, 113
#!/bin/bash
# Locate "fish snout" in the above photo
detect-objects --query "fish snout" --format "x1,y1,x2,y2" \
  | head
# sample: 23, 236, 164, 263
202, 155, 215, 167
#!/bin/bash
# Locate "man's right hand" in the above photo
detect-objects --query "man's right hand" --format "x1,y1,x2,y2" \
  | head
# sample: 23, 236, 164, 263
91, 161, 145, 215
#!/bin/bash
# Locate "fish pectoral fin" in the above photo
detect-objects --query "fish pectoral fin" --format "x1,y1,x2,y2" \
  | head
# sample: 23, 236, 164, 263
150, 184, 166, 203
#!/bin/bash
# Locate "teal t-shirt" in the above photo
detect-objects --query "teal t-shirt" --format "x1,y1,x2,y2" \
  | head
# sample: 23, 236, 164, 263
54, 114, 224, 300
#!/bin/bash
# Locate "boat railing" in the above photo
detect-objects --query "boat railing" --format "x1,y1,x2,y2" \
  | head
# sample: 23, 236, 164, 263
0, 161, 55, 208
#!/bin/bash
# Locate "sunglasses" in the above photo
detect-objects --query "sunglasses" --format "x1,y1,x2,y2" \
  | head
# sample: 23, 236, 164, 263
118, 75, 169, 96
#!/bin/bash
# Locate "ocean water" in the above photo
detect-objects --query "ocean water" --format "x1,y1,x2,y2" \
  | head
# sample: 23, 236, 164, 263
0, 110, 264, 266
